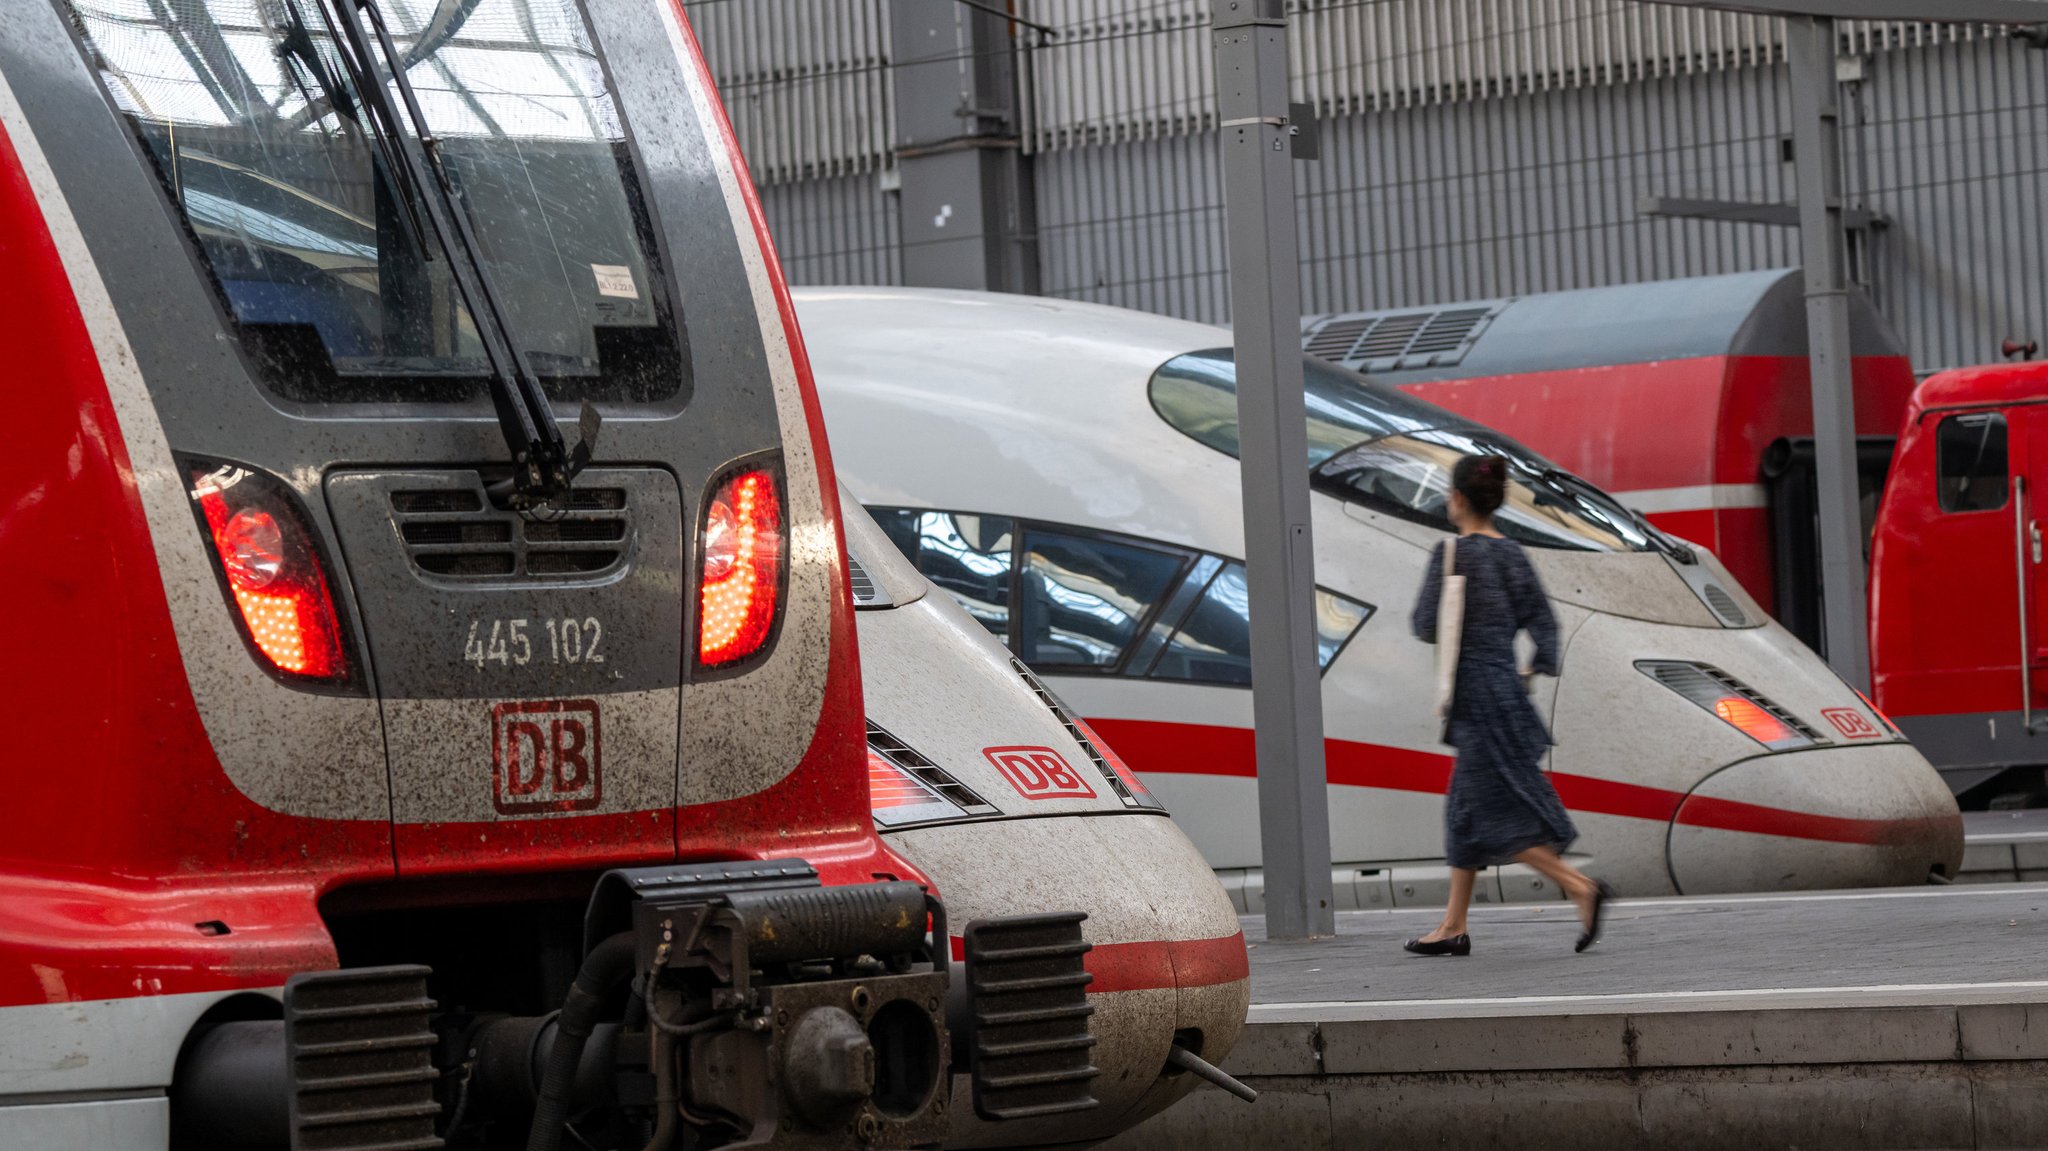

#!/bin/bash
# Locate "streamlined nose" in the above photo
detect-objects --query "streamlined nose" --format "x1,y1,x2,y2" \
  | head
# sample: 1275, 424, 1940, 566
1666, 743, 1963, 894
882, 814, 1250, 1149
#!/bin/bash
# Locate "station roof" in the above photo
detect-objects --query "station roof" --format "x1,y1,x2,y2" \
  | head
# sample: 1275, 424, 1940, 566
1301, 268, 1908, 383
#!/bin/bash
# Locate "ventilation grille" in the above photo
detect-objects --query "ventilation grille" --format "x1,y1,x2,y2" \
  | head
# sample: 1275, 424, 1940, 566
1701, 583, 1750, 627
848, 555, 884, 606
1641, 661, 1829, 745
391, 486, 628, 579
867, 721, 999, 815
962, 912, 1099, 1122
283, 965, 442, 1151
1302, 302, 1505, 371
1009, 658, 1143, 809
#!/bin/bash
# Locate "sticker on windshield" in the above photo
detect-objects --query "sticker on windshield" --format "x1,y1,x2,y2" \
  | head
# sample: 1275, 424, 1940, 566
591, 264, 639, 299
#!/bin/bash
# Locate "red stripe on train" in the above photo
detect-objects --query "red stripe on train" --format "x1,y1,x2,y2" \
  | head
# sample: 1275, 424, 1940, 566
950, 931, 1249, 994
1084, 717, 1935, 847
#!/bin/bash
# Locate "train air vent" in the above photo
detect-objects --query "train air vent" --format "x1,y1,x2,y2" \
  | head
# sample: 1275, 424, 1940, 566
848, 555, 886, 607
1701, 583, 1751, 627
1303, 300, 1508, 372
283, 965, 442, 1151
391, 486, 629, 579
961, 912, 1099, 1122
1304, 316, 1374, 360
1008, 658, 1161, 809
1355, 313, 1430, 360
867, 721, 999, 816
1407, 308, 1495, 356
1637, 660, 1828, 749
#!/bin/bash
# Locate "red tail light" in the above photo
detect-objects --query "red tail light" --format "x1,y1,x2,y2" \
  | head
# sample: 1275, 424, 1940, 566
868, 748, 943, 810
1713, 697, 1790, 745
697, 466, 784, 667
188, 463, 352, 685
1852, 687, 1904, 738
1074, 715, 1165, 810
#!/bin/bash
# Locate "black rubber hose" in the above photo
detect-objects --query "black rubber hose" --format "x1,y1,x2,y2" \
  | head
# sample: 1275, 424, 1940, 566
526, 931, 637, 1151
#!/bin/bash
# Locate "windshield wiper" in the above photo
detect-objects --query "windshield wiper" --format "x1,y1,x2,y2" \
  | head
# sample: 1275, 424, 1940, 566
320, 0, 595, 507
284, 0, 430, 258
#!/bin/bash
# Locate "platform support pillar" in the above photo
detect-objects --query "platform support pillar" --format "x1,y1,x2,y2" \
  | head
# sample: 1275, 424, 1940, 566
1213, 0, 1333, 940
1788, 14, 1871, 691
889, 0, 1038, 293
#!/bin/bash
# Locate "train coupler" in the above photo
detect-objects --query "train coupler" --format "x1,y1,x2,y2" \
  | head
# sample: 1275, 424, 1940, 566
576, 859, 952, 1150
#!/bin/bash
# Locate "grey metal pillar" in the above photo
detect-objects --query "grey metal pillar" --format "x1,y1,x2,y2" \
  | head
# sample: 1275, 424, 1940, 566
1787, 15, 1872, 691
889, 0, 1038, 293
1213, 0, 1334, 940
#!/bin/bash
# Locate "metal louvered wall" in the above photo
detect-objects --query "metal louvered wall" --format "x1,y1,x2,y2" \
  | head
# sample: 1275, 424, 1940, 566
690, 1, 2048, 372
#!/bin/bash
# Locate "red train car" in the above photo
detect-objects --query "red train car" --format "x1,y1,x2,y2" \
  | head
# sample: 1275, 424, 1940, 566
1303, 268, 1917, 665
0, 1, 982, 1146
1871, 363, 2047, 805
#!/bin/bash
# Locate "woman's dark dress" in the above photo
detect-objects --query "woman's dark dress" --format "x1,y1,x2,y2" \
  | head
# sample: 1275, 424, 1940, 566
1411, 534, 1577, 870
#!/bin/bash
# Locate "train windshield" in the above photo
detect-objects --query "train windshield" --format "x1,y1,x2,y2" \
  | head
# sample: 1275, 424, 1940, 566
1149, 348, 1657, 553
61, 0, 683, 406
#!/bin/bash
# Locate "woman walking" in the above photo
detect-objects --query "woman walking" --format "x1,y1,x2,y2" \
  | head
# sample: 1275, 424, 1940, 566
1405, 455, 1613, 956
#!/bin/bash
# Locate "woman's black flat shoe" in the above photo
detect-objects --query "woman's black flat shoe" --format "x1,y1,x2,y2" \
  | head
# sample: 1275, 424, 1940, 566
1575, 880, 1616, 953
1403, 933, 1471, 957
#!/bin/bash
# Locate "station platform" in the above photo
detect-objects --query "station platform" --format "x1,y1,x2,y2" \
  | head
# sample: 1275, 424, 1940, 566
1105, 884, 2048, 1150
1960, 809, 2048, 883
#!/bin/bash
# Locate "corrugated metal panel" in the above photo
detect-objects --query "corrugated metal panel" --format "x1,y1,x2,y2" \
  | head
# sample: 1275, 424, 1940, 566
684, 0, 894, 184
1037, 32, 2048, 374
759, 173, 903, 287
1019, 1, 1984, 153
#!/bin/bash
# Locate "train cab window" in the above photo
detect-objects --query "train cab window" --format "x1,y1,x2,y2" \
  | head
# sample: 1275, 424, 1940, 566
1149, 348, 1659, 553
63, 0, 685, 406
1143, 561, 1373, 685
1935, 413, 2010, 513
1017, 530, 1188, 670
872, 510, 1017, 643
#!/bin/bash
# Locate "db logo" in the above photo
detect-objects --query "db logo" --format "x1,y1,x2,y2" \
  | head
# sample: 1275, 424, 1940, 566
1822, 707, 1883, 741
984, 745, 1096, 800
492, 700, 602, 814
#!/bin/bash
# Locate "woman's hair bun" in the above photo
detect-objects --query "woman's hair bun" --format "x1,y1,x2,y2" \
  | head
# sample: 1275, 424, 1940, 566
1451, 453, 1508, 516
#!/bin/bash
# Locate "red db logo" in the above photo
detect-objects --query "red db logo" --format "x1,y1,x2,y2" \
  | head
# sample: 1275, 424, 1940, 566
984, 745, 1096, 800
1821, 707, 1883, 741
492, 700, 602, 814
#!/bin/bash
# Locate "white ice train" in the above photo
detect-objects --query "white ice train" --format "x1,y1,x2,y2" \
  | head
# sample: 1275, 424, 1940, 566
799, 287, 1965, 903
839, 492, 1251, 1146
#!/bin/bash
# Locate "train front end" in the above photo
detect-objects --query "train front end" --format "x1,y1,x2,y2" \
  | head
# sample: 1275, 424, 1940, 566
840, 497, 1253, 1147
1, 2, 952, 1147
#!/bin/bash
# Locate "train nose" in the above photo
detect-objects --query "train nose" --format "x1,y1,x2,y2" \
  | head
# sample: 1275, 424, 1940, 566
881, 814, 1250, 1148
1667, 743, 1964, 894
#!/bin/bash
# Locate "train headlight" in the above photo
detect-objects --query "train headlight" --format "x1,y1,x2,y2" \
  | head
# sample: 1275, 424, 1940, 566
696, 463, 785, 668
1636, 660, 1820, 751
188, 461, 355, 686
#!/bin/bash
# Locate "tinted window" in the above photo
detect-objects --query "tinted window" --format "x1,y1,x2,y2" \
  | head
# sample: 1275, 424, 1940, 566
874, 510, 1016, 642
1149, 348, 1657, 553
1018, 530, 1187, 670
1936, 413, 2009, 513
65, 0, 683, 405
1147, 562, 1373, 685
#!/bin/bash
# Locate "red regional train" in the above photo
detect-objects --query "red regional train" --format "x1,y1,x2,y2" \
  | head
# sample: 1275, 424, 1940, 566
1302, 269, 1916, 658
0, 1, 1179, 1147
1869, 362, 2048, 806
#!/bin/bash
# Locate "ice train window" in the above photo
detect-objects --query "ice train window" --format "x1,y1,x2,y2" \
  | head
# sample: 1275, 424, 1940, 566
62, 0, 685, 405
1148, 348, 1657, 553
1145, 562, 1372, 686
1935, 413, 2009, 513
873, 510, 1016, 644
1018, 530, 1187, 671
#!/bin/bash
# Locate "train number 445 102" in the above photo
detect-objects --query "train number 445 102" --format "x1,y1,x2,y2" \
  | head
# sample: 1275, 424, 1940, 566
465, 617, 605, 668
